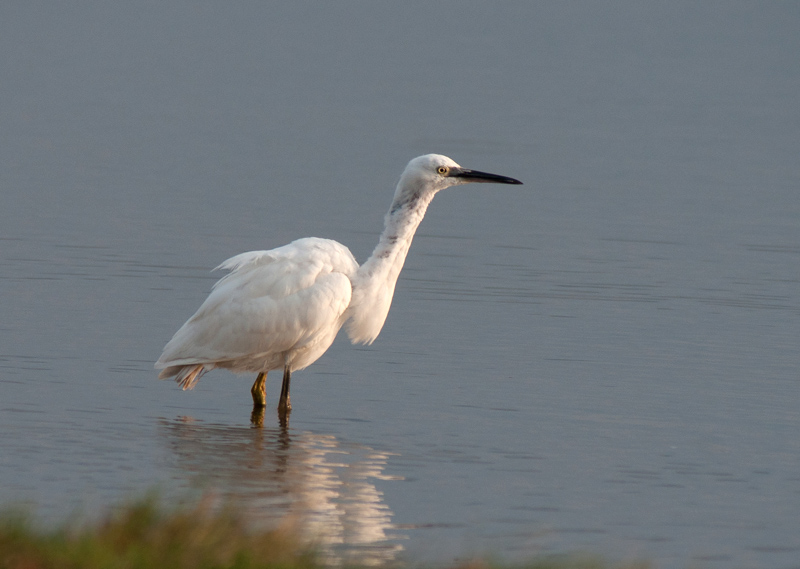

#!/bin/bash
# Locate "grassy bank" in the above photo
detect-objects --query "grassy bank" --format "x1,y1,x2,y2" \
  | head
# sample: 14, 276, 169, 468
0, 497, 647, 569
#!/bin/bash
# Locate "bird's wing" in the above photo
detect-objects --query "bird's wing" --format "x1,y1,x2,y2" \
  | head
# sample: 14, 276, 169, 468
156, 238, 359, 370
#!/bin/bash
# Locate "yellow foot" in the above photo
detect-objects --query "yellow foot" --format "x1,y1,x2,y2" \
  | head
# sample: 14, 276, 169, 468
250, 372, 267, 407
250, 405, 265, 427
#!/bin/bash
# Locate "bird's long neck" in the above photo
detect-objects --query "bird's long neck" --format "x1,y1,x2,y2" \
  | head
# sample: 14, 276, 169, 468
345, 188, 435, 345
364, 192, 434, 278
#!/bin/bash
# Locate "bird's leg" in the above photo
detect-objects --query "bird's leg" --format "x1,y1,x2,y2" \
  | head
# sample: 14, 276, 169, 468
278, 365, 292, 414
251, 372, 267, 407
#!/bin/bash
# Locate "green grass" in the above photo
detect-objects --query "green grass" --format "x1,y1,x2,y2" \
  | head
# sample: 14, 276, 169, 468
0, 497, 648, 569
0, 496, 315, 569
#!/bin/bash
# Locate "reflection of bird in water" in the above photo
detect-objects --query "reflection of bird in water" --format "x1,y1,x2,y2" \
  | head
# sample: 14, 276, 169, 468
159, 417, 404, 566
155, 155, 522, 418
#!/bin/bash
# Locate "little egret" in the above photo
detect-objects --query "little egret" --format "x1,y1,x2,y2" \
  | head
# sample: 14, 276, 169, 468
155, 154, 522, 414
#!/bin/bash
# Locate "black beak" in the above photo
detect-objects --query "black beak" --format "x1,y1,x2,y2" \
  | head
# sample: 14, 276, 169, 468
452, 167, 523, 185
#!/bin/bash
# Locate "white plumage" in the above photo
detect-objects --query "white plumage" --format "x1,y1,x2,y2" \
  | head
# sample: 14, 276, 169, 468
156, 154, 522, 414
157, 238, 357, 383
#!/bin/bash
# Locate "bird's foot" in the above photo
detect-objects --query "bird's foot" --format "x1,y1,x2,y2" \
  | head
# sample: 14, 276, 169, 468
251, 372, 267, 407
251, 391, 266, 407
250, 405, 265, 427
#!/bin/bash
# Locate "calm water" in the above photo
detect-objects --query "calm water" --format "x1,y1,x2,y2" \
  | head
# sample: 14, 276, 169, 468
2, 3, 799, 568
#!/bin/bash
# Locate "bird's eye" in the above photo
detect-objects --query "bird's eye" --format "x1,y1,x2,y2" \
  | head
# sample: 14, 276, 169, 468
437, 166, 449, 175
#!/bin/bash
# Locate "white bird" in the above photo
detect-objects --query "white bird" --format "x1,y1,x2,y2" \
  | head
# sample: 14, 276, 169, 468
155, 154, 522, 414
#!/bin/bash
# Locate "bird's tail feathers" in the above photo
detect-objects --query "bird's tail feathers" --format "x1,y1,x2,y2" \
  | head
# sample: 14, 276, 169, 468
158, 364, 207, 390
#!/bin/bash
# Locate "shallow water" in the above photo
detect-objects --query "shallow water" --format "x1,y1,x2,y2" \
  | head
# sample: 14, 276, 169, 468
2, 3, 799, 568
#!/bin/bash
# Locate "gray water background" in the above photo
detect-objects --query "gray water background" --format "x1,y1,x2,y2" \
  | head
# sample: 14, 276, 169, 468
1, 2, 799, 567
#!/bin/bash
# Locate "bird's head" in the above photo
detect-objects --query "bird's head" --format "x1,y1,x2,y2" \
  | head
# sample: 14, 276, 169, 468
392, 154, 522, 209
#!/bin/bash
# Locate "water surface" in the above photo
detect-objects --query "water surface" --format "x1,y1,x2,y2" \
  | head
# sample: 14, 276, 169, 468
1, 3, 799, 568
